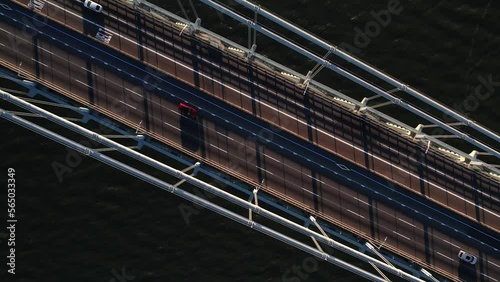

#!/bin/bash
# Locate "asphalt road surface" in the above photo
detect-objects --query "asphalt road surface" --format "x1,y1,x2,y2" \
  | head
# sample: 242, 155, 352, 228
0, 0, 498, 280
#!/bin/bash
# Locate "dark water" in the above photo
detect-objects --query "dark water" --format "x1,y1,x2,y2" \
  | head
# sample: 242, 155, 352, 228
1, 0, 499, 281
162, 0, 500, 139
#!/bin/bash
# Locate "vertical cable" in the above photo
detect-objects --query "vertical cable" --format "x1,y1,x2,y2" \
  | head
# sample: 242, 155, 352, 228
188, 0, 199, 19
176, 0, 190, 21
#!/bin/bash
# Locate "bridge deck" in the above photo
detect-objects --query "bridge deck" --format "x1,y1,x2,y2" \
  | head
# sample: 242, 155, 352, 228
1, 0, 498, 281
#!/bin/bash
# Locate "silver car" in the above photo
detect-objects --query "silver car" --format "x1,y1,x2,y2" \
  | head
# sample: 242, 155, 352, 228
84, 0, 102, 13
458, 250, 478, 265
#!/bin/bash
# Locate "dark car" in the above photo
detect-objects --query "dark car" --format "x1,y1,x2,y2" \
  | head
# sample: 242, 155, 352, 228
178, 103, 197, 118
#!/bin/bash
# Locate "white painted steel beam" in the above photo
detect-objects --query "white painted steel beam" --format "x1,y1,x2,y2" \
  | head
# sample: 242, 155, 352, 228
199, 0, 499, 158
232, 0, 500, 145
0, 90, 426, 282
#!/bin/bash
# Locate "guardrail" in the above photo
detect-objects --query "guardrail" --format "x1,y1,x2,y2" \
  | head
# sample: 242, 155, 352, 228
232, 0, 500, 144
0, 62, 455, 282
0, 88, 428, 282
128, 0, 500, 179
0, 1, 470, 277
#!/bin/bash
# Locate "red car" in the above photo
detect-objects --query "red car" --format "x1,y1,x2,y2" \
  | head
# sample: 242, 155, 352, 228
178, 103, 197, 118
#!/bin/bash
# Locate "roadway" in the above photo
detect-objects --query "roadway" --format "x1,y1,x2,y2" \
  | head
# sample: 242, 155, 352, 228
98, 0, 500, 231
0, 0, 498, 280
32, 0, 500, 230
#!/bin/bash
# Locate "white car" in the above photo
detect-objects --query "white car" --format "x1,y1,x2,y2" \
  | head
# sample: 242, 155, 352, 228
458, 250, 478, 265
84, 0, 102, 13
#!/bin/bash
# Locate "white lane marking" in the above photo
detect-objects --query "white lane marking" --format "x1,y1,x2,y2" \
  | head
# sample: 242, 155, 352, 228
80, 66, 98, 76
353, 197, 370, 206
7, 31, 476, 257
210, 143, 227, 153
105, 9, 309, 113
393, 231, 411, 241
39, 46, 54, 54
263, 153, 280, 163
309, 175, 325, 184
257, 166, 274, 175
0, 27, 11, 34
31, 58, 48, 67
42, 0, 500, 218
398, 218, 416, 228
347, 209, 365, 219
436, 252, 454, 261
488, 261, 500, 268
216, 131, 234, 141
481, 273, 498, 282
163, 121, 180, 131
42, 2, 328, 131
169, 109, 181, 116
74, 79, 88, 86
442, 239, 461, 249
135, 26, 497, 218
118, 18, 128, 25
119, 100, 137, 109
378, 143, 500, 203
125, 87, 142, 97
146, 27, 499, 216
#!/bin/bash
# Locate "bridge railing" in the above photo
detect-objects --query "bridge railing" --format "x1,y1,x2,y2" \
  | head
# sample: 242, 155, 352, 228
232, 0, 499, 143
127, 0, 500, 179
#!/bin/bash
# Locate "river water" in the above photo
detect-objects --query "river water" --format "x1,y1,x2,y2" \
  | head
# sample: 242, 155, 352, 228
1, 0, 498, 281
